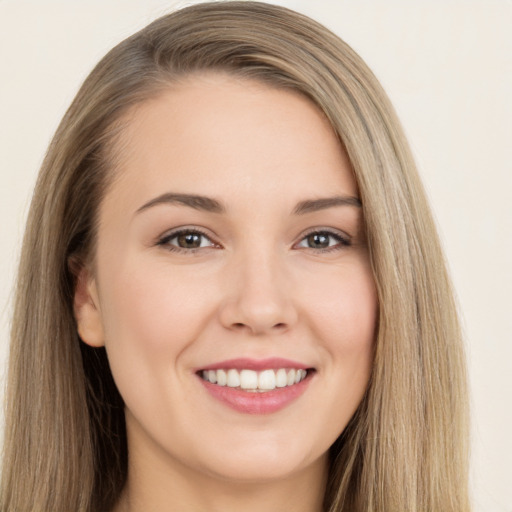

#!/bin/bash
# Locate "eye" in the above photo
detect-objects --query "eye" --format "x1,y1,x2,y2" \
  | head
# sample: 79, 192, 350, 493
296, 230, 351, 251
158, 228, 217, 252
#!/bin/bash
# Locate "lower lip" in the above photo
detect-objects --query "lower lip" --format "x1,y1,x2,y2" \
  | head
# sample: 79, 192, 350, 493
198, 375, 312, 414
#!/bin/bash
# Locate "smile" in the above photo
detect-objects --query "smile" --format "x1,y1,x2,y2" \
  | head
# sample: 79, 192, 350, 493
200, 368, 309, 392
196, 359, 315, 414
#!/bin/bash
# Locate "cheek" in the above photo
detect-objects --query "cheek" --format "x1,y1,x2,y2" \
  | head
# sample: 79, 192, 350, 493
305, 259, 377, 351
335, 269, 376, 384
95, 257, 223, 436
305, 259, 376, 412
96, 257, 215, 381
285, 260, 377, 449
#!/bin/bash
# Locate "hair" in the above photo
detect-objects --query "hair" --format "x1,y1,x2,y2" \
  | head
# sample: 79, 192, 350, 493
1, 2, 470, 511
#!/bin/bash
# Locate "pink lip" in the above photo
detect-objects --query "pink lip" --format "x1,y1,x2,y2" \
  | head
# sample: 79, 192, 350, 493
197, 357, 310, 372
199, 377, 312, 414
197, 364, 314, 415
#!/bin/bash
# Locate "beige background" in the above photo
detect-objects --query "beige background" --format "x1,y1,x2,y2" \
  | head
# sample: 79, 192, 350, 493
1, 1, 511, 510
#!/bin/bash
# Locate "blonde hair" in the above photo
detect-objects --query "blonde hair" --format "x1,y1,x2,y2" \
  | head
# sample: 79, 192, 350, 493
1, 2, 470, 511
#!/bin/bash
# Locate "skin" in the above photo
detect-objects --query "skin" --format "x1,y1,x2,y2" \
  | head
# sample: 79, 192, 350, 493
75, 73, 377, 512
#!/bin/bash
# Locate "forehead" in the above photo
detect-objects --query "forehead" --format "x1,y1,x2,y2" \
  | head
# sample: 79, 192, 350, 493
103, 73, 358, 213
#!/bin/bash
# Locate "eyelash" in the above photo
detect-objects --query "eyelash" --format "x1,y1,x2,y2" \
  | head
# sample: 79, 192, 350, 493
157, 227, 351, 254
157, 227, 217, 254
295, 229, 351, 253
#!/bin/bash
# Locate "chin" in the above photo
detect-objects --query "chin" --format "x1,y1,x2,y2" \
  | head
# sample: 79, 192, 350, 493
195, 437, 325, 484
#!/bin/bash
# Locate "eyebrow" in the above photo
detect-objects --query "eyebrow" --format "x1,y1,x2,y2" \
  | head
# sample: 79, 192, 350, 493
135, 192, 361, 216
293, 195, 362, 214
136, 193, 225, 214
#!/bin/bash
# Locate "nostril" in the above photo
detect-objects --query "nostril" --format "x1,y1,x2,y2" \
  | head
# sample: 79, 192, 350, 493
229, 321, 287, 333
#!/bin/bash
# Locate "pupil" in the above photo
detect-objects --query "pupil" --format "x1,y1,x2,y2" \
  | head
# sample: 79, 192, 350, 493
178, 233, 201, 248
308, 233, 329, 248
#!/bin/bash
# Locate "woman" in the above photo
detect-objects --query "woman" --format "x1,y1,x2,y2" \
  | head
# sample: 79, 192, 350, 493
1, 2, 470, 511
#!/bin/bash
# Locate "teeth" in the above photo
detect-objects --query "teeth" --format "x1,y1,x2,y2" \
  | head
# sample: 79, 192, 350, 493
216, 369, 227, 386
227, 369, 240, 387
240, 370, 258, 389
258, 369, 275, 390
276, 368, 287, 388
201, 368, 309, 391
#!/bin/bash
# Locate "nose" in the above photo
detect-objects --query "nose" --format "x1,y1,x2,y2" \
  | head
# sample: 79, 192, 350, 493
218, 251, 298, 336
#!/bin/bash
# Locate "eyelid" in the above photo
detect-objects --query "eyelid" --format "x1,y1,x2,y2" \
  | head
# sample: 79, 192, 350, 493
293, 227, 352, 251
156, 226, 221, 252
155, 225, 352, 253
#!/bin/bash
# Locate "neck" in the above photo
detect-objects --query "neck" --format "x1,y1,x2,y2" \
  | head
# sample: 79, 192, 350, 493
113, 442, 328, 512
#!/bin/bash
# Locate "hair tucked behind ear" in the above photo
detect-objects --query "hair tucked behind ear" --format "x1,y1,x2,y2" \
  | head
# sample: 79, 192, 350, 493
1, 2, 470, 511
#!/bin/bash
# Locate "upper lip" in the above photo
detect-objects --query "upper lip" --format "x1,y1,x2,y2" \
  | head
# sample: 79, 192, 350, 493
196, 357, 312, 372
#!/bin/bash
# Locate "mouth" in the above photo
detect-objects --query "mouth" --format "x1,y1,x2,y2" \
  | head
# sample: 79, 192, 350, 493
195, 358, 316, 414
198, 367, 311, 392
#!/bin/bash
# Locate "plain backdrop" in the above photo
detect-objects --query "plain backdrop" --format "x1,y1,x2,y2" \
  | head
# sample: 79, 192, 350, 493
0, 1, 511, 510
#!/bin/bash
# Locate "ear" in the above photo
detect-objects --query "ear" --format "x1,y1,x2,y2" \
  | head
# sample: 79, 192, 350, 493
73, 265, 105, 348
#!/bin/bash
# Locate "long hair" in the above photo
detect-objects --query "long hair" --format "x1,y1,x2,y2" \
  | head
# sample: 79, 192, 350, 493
1, 2, 470, 511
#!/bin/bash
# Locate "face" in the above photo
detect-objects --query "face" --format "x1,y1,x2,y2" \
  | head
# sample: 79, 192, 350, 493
75, 74, 377, 486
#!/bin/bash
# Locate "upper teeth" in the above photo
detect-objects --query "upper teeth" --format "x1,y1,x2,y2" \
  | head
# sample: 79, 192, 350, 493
201, 368, 308, 391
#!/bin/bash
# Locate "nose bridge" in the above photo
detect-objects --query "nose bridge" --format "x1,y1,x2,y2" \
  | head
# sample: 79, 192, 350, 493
220, 242, 297, 335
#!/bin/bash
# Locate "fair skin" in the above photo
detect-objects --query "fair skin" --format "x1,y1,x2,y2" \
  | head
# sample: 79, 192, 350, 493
75, 74, 377, 512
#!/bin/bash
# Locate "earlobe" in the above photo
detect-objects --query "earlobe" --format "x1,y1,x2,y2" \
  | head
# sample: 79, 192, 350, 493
73, 267, 105, 348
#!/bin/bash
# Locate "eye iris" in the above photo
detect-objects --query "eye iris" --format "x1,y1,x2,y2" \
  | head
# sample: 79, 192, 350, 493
177, 233, 202, 248
307, 233, 330, 248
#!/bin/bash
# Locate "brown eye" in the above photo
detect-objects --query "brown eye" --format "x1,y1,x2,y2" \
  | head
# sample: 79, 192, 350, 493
177, 232, 203, 248
296, 230, 351, 251
158, 229, 216, 251
306, 233, 330, 249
